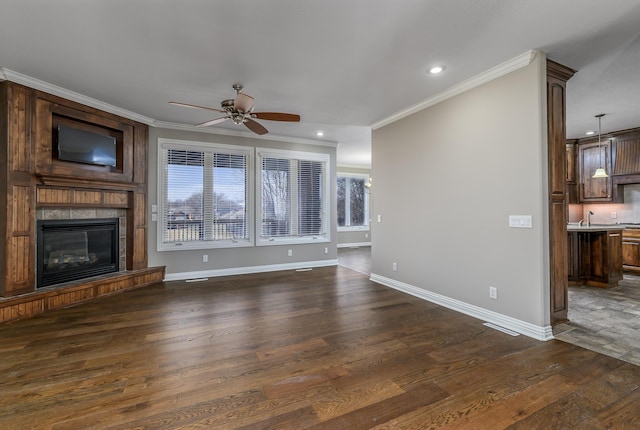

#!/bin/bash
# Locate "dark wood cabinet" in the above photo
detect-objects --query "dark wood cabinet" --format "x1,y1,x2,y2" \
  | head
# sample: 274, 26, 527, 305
567, 228, 623, 288
612, 132, 640, 175
579, 140, 612, 202
566, 141, 578, 203
622, 229, 640, 273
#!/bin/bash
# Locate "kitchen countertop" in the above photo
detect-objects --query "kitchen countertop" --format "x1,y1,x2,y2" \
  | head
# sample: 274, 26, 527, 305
567, 224, 625, 232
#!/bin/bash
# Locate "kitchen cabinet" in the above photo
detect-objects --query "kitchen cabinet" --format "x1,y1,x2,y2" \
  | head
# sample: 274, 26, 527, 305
612, 134, 640, 175
567, 226, 623, 288
622, 228, 640, 273
566, 141, 578, 203
579, 140, 612, 202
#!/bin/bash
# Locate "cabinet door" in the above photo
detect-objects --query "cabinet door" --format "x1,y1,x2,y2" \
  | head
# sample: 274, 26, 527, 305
566, 143, 576, 183
622, 241, 640, 266
579, 141, 612, 202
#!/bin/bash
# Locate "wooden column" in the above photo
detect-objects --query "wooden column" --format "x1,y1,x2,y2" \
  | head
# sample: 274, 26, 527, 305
547, 60, 575, 325
0, 82, 37, 296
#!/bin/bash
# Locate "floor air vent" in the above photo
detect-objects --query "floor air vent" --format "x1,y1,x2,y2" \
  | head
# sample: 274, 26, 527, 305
483, 322, 520, 336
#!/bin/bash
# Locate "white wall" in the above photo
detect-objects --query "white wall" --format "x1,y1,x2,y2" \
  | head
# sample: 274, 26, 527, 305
147, 127, 338, 279
370, 53, 550, 337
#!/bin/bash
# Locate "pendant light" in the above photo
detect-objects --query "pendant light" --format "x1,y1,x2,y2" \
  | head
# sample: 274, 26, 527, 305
592, 113, 609, 178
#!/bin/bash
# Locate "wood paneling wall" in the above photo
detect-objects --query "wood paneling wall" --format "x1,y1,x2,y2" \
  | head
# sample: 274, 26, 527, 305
0, 81, 153, 299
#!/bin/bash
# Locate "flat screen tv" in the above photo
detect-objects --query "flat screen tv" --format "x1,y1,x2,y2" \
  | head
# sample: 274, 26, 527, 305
57, 125, 117, 167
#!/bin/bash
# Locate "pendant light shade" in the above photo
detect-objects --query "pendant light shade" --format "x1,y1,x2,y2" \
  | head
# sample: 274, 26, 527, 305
593, 167, 608, 178
592, 113, 608, 179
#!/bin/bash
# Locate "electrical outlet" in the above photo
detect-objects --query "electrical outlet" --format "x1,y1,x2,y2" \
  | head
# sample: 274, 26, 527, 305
365, 233, 369, 238
377, 215, 382, 223
287, 249, 293, 257
324, 247, 328, 254
611, 212, 617, 219
202, 254, 208, 263
392, 262, 397, 272
489, 286, 497, 300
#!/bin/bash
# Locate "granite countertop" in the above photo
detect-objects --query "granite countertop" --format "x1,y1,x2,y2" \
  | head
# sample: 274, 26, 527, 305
567, 224, 626, 232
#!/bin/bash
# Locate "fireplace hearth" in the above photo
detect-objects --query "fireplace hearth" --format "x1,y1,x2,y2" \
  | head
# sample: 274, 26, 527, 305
37, 218, 119, 288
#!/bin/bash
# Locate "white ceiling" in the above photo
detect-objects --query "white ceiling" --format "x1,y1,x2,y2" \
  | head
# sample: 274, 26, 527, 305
1, 0, 640, 168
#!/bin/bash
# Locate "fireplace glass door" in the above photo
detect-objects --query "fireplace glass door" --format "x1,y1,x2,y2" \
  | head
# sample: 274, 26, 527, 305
37, 218, 119, 288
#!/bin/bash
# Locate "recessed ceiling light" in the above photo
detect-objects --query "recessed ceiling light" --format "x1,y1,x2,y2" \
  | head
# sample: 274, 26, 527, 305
586, 131, 595, 136
429, 66, 444, 74
316, 131, 324, 137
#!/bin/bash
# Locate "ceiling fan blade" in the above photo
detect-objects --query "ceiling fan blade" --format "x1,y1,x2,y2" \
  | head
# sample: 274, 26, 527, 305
244, 118, 268, 135
234, 93, 254, 112
196, 116, 229, 127
252, 112, 301, 122
169, 101, 226, 113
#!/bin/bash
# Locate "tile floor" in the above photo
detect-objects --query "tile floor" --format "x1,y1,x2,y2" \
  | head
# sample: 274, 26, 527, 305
338, 246, 640, 366
553, 275, 640, 366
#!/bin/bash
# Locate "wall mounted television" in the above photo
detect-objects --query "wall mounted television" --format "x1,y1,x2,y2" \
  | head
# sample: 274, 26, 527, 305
57, 125, 117, 167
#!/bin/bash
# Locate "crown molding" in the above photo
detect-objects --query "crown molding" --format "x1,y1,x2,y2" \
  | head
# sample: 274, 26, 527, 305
0, 68, 340, 149
1, 68, 155, 125
371, 50, 538, 130
153, 120, 340, 148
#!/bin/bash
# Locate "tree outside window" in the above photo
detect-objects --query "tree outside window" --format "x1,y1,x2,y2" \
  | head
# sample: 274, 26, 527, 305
337, 174, 369, 230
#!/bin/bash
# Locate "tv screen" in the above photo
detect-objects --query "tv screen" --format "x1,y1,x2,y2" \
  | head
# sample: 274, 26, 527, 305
57, 125, 117, 167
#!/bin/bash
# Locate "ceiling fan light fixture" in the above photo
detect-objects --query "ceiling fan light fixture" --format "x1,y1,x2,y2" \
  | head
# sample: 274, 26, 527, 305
170, 84, 300, 135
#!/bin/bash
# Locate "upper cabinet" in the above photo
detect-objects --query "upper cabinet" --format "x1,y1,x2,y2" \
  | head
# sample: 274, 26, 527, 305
566, 141, 578, 203
575, 127, 640, 203
579, 140, 612, 202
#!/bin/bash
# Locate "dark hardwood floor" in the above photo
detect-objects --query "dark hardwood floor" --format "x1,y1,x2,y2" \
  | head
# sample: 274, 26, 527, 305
1, 266, 639, 429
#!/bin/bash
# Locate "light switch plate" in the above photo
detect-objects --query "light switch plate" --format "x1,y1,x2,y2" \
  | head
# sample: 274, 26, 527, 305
509, 215, 532, 228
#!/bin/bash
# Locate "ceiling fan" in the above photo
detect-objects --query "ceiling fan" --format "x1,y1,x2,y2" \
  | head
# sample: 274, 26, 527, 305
169, 84, 300, 135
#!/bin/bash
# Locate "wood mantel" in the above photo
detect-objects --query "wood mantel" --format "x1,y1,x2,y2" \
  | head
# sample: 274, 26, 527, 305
0, 80, 160, 303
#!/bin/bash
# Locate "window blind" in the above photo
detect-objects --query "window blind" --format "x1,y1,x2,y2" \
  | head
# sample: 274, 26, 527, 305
159, 141, 251, 249
259, 151, 329, 242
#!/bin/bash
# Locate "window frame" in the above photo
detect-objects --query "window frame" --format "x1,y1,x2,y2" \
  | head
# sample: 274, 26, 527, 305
337, 172, 370, 232
256, 147, 331, 246
157, 138, 254, 251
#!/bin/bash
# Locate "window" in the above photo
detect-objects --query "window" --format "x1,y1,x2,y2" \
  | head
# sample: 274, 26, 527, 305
158, 139, 253, 250
257, 148, 330, 244
337, 173, 369, 231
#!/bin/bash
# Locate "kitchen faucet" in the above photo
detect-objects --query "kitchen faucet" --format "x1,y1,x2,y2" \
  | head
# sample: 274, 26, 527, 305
588, 210, 594, 226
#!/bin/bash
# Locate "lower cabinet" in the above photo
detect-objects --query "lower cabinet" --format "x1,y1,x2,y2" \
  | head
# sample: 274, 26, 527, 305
622, 229, 640, 273
568, 229, 623, 288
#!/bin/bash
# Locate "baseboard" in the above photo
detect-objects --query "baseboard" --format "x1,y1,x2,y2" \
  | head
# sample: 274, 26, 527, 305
369, 273, 554, 341
164, 259, 339, 282
337, 242, 371, 248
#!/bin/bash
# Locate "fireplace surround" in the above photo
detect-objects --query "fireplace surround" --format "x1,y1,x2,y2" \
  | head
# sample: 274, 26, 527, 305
37, 218, 119, 288
0, 80, 166, 324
